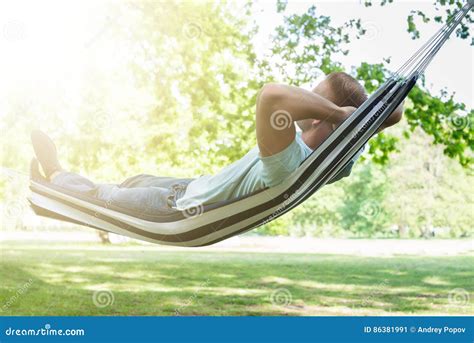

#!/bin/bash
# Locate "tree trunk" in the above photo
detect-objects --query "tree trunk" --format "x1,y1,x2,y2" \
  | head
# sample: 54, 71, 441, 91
97, 231, 111, 244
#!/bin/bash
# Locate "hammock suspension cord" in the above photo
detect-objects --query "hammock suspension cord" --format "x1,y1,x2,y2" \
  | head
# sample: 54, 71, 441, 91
395, 2, 472, 79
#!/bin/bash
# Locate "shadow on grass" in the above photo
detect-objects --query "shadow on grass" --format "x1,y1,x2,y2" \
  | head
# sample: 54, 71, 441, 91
0, 243, 472, 315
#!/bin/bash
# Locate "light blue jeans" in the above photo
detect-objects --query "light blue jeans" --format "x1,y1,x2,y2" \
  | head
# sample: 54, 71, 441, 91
52, 172, 193, 214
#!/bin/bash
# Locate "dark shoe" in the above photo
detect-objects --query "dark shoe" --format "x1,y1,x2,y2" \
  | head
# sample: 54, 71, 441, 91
30, 130, 62, 179
30, 158, 47, 182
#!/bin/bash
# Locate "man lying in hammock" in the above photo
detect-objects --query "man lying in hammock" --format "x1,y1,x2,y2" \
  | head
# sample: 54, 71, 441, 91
31, 72, 403, 215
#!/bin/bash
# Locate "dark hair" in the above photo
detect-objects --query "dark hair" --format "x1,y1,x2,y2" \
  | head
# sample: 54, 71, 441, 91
325, 72, 367, 108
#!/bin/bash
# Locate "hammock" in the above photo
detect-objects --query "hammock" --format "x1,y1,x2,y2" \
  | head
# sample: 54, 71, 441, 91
29, 3, 472, 246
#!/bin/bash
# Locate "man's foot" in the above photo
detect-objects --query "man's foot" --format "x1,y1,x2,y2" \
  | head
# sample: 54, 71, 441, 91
30, 130, 63, 179
30, 158, 48, 182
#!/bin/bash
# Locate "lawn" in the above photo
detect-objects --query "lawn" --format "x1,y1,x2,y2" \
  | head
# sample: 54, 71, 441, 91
0, 241, 472, 316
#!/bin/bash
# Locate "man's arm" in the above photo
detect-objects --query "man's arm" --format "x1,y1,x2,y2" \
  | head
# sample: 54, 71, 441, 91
256, 83, 352, 157
257, 83, 348, 124
378, 100, 405, 132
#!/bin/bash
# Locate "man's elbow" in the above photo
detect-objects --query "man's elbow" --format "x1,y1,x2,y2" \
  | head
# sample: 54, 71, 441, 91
258, 83, 285, 110
383, 103, 404, 128
388, 108, 403, 126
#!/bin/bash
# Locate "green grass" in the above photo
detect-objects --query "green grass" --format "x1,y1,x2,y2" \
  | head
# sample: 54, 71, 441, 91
0, 241, 472, 316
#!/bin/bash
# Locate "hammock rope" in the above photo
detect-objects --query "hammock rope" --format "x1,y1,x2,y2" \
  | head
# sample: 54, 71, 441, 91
397, 2, 472, 78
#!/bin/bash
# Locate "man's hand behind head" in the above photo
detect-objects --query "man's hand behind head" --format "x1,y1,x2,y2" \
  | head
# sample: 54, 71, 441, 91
336, 106, 357, 126
335, 101, 404, 133
378, 100, 405, 132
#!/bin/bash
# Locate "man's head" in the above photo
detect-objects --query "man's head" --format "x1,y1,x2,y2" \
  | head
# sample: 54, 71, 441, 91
321, 72, 368, 108
297, 72, 368, 133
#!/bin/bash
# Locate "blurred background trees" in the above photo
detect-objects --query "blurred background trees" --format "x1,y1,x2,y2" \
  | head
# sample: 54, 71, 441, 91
1, 0, 472, 239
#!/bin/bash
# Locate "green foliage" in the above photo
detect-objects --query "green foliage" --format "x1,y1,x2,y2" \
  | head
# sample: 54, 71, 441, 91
270, 5, 473, 168
286, 183, 346, 238
355, 62, 473, 167
267, 5, 362, 84
366, 133, 399, 165
0, 1, 261, 181
404, 87, 473, 167
338, 164, 391, 237
366, 0, 473, 42
384, 128, 474, 238
276, 0, 288, 13
256, 214, 292, 236
121, 1, 260, 176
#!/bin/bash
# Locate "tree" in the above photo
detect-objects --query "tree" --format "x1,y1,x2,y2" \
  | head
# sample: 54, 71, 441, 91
260, 1, 472, 237
268, 1, 473, 167
114, 1, 261, 176
338, 163, 392, 237
384, 125, 474, 238
364, 0, 473, 41
0, 1, 262, 242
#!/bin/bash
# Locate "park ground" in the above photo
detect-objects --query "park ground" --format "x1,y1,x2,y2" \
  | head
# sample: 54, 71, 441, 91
0, 235, 472, 316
